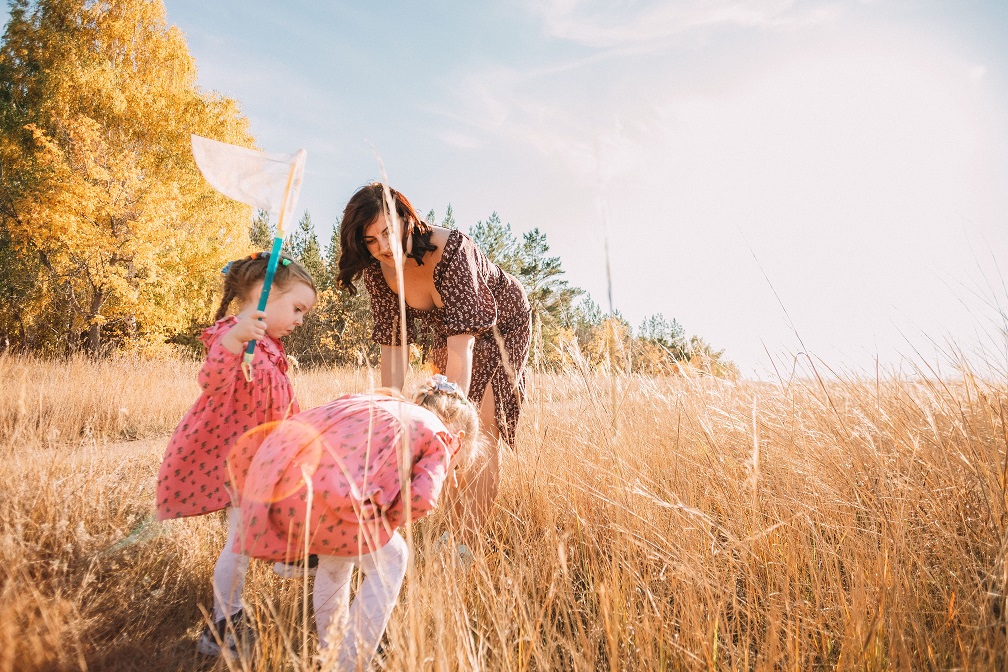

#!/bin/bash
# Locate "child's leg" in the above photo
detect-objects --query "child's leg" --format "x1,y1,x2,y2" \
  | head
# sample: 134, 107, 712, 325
211, 507, 250, 621
314, 554, 354, 650
336, 533, 409, 670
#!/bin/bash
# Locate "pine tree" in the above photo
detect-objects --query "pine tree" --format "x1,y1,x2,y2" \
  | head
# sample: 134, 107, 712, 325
469, 212, 521, 277
563, 295, 603, 350
280, 211, 331, 363
518, 227, 582, 333
325, 218, 342, 282
511, 227, 579, 369
249, 209, 273, 249
638, 313, 687, 361
318, 219, 377, 366
279, 217, 377, 366
288, 211, 325, 288
442, 203, 457, 230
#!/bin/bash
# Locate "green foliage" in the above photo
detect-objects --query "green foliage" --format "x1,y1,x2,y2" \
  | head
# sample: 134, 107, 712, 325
469, 212, 521, 277
637, 313, 687, 361
442, 203, 457, 230
287, 211, 325, 288
280, 217, 377, 367
249, 209, 273, 249
562, 295, 603, 349
325, 219, 341, 281
425, 204, 458, 230
519, 227, 583, 332
0, 0, 254, 355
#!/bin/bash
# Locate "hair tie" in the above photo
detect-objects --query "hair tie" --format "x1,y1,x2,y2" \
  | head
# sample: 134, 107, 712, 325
248, 251, 289, 266
424, 374, 468, 403
221, 260, 234, 275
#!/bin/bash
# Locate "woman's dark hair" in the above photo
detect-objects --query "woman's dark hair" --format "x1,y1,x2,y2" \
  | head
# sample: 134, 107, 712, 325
336, 183, 437, 294
214, 252, 317, 321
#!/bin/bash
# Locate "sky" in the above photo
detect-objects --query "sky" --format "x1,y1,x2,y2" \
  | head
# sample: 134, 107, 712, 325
3, 0, 1008, 377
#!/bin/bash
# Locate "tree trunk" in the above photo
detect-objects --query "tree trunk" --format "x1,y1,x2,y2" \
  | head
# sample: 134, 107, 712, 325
86, 287, 105, 355
62, 281, 76, 357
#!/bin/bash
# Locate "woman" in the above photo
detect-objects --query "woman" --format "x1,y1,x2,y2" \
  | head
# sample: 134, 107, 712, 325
336, 183, 531, 534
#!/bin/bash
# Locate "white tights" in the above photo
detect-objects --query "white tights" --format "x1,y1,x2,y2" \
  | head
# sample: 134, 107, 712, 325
314, 533, 409, 672
211, 507, 249, 621
210, 509, 408, 670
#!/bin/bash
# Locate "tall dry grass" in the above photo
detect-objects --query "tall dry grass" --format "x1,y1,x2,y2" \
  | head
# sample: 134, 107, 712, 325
1, 354, 376, 446
1, 351, 1006, 670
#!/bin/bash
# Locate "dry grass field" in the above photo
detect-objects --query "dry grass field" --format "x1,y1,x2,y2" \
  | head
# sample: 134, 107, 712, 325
1, 351, 1007, 671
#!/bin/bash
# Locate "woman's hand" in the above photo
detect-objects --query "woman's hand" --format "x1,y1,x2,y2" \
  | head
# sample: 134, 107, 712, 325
221, 311, 268, 354
380, 335, 475, 394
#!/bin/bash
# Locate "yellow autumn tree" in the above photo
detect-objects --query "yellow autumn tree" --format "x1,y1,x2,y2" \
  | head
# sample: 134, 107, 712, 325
0, 0, 254, 354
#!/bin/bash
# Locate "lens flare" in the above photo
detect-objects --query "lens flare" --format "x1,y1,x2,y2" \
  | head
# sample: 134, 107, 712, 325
228, 419, 326, 504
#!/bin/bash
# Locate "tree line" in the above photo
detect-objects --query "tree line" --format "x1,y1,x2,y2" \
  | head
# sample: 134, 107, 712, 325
0, 0, 735, 377
262, 208, 737, 378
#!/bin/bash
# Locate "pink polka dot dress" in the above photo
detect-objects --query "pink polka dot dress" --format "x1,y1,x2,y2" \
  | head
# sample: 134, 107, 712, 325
363, 229, 532, 449
237, 393, 458, 561
155, 316, 298, 520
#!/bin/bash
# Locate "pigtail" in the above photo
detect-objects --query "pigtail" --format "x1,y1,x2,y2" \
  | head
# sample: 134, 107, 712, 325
214, 284, 238, 322
214, 258, 244, 322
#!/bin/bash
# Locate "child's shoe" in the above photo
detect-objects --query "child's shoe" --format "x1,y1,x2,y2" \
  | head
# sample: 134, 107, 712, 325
272, 553, 319, 578
456, 543, 474, 569
433, 532, 474, 571
197, 608, 255, 658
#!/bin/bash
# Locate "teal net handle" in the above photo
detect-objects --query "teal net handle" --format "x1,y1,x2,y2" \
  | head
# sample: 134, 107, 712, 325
241, 235, 283, 381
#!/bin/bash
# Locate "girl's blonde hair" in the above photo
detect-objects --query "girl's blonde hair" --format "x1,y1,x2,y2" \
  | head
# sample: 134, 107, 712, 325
412, 387, 482, 473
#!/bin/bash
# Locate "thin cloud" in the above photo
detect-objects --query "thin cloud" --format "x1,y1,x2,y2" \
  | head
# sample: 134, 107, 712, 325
437, 66, 603, 175
434, 129, 483, 150
526, 0, 840, 48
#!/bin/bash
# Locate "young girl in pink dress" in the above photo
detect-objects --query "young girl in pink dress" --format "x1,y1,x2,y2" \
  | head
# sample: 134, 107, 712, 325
234, 376, 480, 670
155, 252, 317, 657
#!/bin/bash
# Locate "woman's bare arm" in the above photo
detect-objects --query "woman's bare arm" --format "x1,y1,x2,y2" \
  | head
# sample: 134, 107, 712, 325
381, 344, 408, 389
444, 334, 476, 396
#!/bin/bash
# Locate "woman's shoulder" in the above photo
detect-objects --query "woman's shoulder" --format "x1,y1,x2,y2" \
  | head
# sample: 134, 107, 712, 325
433, 228, 478, 272
419, 226, 455, 266
429, 226, 459, 247
441, 226, 467, 250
